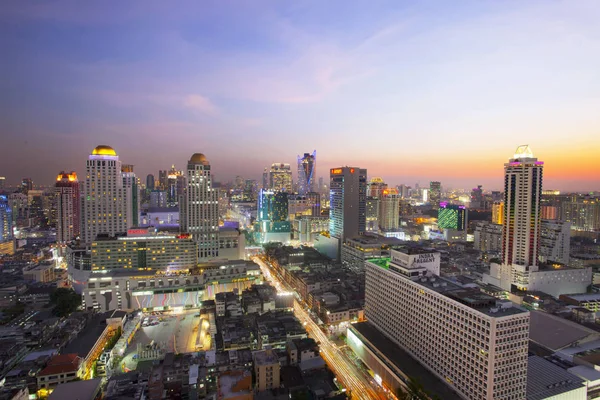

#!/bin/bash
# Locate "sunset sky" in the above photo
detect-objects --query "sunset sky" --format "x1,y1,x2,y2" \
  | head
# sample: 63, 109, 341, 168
1, 1, 599, 191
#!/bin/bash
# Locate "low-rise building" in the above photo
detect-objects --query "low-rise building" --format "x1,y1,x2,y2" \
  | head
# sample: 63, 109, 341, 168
36, 354, 84, 393
253, 348, 280, 392
218, 370, 253, 400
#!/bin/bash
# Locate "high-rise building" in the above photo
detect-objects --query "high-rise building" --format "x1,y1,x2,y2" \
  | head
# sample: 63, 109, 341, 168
269, 163, 293, 192
329, 167, 367, 243
0, 195, 12, 241
121, 164, 139, 227
539, 220, 571, 265
473, 222, 503, 253
437, 202, 467, 231
149, 190, 167, 208
470, 185, 484, 209
262, 168, 269, 190
55, 171, 80, 243
491, 201, 504, 225
365, 197, 379, 232
429, 181, 441, 209
378, 189, 399, 231
8, 193, 28, 223
398, 184, 410, 199
561, 196, 600, 232
82, 145, 131, 244
146, 174, 155, 191
364, 253, 529, 400
258, 190, 288, 222
166, 165, 182, 206
180, 153, 219, 260
158, 170, 168, 191
501, 145, 543, 268
368, 177, 387, 198
297, 151, 317, 195
0, 177, 5, 190
21, 178, 33, 195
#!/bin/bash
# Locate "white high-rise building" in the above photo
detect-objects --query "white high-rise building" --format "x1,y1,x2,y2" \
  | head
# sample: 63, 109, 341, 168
82, 146, 130, 244
365, 251, 530, 400
180, 153, 219, 260
55, 171, 80, 244
539, 219, 571, 265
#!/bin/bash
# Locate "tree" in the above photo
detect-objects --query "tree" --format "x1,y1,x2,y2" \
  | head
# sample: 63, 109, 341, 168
50, 288, 82, 317
396, 377, 437, 400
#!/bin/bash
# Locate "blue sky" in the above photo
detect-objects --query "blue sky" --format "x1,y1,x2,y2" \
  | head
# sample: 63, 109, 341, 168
1, 0, 599, 191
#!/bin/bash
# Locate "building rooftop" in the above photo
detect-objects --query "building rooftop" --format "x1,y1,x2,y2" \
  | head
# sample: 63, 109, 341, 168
527, 356, 585, 400
219, 370, 252, 399
48, 378, 102, 400
62, 311, 123, 359
368, 258, 526, 317
351, 322, 462, 400
529, 311, 600, 351
38, 354, 81, 376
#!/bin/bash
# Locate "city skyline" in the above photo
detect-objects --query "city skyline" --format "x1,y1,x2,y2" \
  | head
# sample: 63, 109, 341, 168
2, 1, 600, 191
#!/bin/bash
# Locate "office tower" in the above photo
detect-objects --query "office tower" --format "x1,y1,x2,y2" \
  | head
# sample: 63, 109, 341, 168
0, 177, 5, 190
8, 193, 28, 223
438, 202, 467, 231
470, 185, 484, 209
561, 196, 600, 232
180, 153, 219, 259
21, 178, 33, 195
149, 190, 167, 208
398, 184, 410, 199
82, 145, 130, 244
329, 167, 367, 242
297, 151, 316, 195
121, 164, 139, 227
158, 170, 168, 191
429, 181, 441, 209
368, 177, 388, 198
307, 192, 321, 217
378, 189, 399, 231
146, 174, 155, 191
366, 198, 379, 232
55, 171, 80, 243
258, 190, 288, 222
491, 201, 504, 225
166, 165, 181, 206
540, 220, 571, 265
269, 163, 293, 192
0, 195, 12, 241
365, 253, 529, 400
502, 145, 543, 268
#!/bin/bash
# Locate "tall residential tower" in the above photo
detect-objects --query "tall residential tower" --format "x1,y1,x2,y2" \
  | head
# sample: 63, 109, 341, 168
297, 151, 316, 195
55, 171, 80, 244
180, 153, 219, 260
329, 167, 367, 243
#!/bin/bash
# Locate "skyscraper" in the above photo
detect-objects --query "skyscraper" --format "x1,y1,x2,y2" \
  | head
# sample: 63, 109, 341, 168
502, 145, 543, 268
121, 164, 139, 227
0, 195, 12, 242
492, 201, 504, 225
180, 153, 219, 260
158, 170, 168, 191
269, 163, 293, 192
378, 189, 399, 231
365, 197, 379, 232
470, 185, 484, 209
82, 145, 130, 244
146, 174, 155, 191
297, 151, 317, 195
429, 181, 441, 209
367, 177, 388, 198
55, 171, 80, 243
329, 167, 367, 243
0, 177, 5, 190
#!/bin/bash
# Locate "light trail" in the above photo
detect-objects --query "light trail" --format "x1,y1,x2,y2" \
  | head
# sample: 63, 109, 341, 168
253, 256, 388, 400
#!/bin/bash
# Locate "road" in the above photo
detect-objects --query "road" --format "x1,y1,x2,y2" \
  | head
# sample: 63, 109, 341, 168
253, 256, 387, 400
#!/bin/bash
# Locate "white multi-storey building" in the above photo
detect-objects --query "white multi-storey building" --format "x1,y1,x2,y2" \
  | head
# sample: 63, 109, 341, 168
365, 255, 530, 400
82, 145, 131, 244
473, 222, 503, 253
539, 219, 571, 265
180, 153, 219, 260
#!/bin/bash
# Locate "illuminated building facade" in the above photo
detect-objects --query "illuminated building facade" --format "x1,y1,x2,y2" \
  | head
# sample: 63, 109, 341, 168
180, 153, 220, 260
21, 177, 33, 194
90, 229, 197, 272
365, 197, 379, 232
256, 189, 290, 242
378, 189, 400, 231
429, 181, 441, 209
368, 177, 388, 198
297, 151, 317, 195
55, 171, 80, 243
121, 164, 139, 228
82, 145, 131, 244
438, 203, 467, 231
501, 145, 542, 269
0, 177, 5, 190
492, 201, 504, 225
329, 167, 367, 243
0, 195, 12, 241
365, 255, 529, 400
269, 163, 293, 192
561, 196, 600, 232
